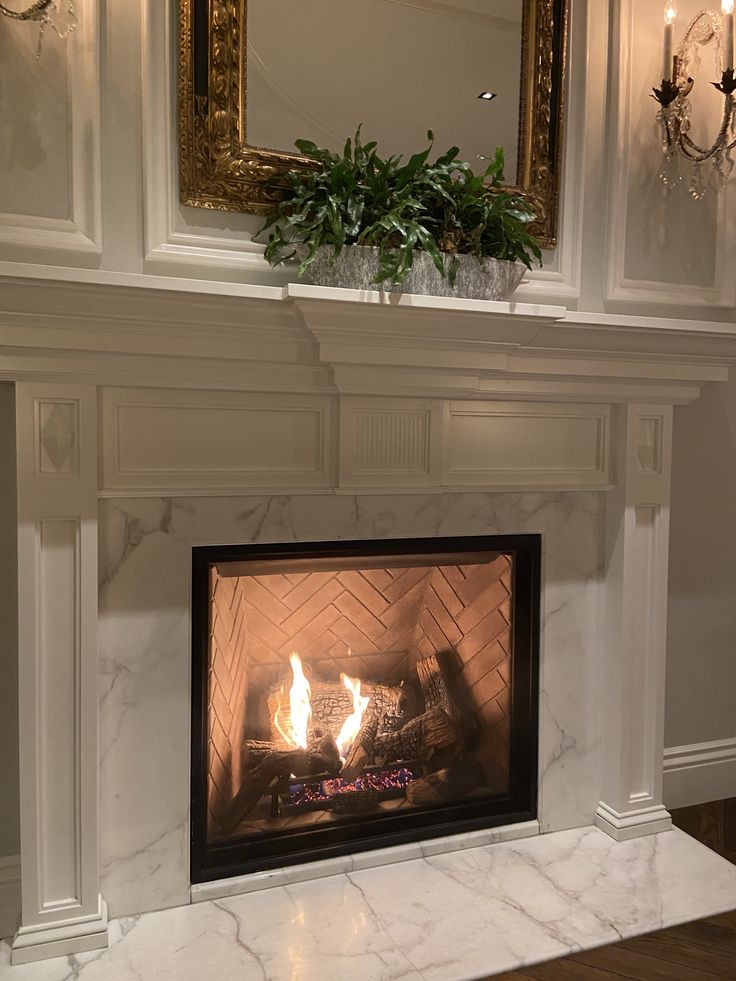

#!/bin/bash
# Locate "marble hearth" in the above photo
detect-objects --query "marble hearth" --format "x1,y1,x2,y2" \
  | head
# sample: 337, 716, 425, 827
4, 828, 736, 980
4, 277, 736, 968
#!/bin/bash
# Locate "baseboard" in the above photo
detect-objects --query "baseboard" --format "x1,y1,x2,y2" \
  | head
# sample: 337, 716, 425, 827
0, 855, 20, 941
664, 737, 736, 810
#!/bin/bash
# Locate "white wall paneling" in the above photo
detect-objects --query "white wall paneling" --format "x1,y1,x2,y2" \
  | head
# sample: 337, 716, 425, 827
140, 0, 269, 276
443, 401, 610, 488
514, 0, 591, 304
101, 389, 610, 495
0, 384, 20, 870
596, 403, 675, 840
338, 397, 444, 489
605, 0, 736, 311
11, 384, 107, 964
0, 1, 102, 261
100, 388, 335, 494
0, 856, 21, 943
139, 0, 587, 298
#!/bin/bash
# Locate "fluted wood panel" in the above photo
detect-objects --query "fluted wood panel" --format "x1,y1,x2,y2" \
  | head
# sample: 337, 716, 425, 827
353, 411, 429, 472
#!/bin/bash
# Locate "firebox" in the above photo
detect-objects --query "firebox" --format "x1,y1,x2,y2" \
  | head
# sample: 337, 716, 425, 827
191, 535, 540, 882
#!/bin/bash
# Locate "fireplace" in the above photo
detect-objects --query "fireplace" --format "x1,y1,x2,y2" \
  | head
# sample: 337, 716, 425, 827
191, 535, 540, 882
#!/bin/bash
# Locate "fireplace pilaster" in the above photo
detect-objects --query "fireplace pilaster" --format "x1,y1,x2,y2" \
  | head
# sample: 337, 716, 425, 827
596, 403, 674, 841
10, 384, 108, 964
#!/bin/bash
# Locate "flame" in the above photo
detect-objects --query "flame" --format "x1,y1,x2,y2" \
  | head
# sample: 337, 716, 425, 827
274, 652, 312, 749
336, 673, 370, 760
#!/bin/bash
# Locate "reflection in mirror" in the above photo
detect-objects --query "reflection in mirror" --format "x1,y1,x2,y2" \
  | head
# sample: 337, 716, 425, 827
179, 0, 567, 244
246, 0, 523, 177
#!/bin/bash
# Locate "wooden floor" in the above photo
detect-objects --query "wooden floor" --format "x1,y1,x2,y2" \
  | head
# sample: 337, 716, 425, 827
494, 798, 736, 981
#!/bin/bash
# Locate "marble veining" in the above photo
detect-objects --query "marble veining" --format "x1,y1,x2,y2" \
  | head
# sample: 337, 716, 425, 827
3, 828, 736, 980
97, 491, 603, 918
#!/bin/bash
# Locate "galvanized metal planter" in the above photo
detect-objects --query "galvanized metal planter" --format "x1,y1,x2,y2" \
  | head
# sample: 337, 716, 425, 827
306, 245, 527, 301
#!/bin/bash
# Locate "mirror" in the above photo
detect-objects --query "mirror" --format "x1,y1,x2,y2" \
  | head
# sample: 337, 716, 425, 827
247, 0, 523, 177
179, 0, 567, 246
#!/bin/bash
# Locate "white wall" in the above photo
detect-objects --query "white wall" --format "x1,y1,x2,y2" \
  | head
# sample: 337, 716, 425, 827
0, 0, 734, 818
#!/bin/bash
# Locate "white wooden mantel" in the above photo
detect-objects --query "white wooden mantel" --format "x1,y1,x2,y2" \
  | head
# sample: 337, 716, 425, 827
3, 270, 736, 962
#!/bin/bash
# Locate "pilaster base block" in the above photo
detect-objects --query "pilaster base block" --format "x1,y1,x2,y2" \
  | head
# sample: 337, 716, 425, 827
10, 897, 108, 965
595, 802, 673, 842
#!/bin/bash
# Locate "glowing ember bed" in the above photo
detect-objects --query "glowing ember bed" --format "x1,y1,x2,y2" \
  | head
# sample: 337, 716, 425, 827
190, 536, 540, 882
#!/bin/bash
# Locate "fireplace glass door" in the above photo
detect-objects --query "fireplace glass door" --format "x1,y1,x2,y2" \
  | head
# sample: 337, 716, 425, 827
191, 536, 540, 881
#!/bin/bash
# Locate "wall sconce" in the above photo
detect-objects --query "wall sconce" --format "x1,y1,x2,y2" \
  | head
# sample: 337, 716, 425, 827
0, 0, 77, 57
653, 1, 736, 196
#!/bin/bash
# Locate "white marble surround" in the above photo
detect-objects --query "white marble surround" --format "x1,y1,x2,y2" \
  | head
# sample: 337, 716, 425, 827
98, 491, 602, 918
7, 284, 736, 966
4, 827, 736, 981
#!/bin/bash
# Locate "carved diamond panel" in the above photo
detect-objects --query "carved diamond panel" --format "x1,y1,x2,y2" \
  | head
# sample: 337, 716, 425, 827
636, 417, 662, 473
36, 400, 79, 474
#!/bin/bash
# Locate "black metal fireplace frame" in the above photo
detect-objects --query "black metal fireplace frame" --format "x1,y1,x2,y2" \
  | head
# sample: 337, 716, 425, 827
190, 535, 541, 883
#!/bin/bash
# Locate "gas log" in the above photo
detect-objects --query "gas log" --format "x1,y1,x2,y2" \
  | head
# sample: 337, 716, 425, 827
416, 652, 455, 716
341, 713, 378, 780
224, 732, 341, 832
406, 761, 486, 805
376, 707, 462, 764
266, 677, 409, 744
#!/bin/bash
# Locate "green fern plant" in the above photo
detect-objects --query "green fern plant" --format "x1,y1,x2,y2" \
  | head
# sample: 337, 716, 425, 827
257, 129, 542, 286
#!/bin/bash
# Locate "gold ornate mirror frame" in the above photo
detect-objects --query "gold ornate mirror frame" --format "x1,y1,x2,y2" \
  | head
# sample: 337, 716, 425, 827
178, 0, 568, 247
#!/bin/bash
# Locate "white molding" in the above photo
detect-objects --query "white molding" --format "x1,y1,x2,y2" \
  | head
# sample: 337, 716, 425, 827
140, 0, 584, 300
100, 388, 335, 493
334, 397, 610, 493
604, 0, 735, 311
514, 0, 590, 304
338, 397, 444, 489
11, 897, 108, 965
0, 856, 21, 941
0, 274, 734, 401
13, 384, 108, 963
141, 0, 268, 274
443, 401, 610, 488
594, 802, 673, 841
0, 0, 102, 258
663, 738, 736, 810
597, 404, 675, 841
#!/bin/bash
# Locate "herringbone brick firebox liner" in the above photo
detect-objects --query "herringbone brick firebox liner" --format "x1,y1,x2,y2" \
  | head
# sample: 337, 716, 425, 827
207, 556, 513, 833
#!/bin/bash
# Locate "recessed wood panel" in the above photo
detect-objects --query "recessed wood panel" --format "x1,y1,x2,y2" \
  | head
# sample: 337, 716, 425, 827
101, 389, 333, 492
445, 402, 609, 487
37, 518, 81, 907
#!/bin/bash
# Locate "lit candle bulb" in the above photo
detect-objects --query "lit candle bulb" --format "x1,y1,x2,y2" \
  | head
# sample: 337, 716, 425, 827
723, 0, 734, 72
663, 2, 678, 81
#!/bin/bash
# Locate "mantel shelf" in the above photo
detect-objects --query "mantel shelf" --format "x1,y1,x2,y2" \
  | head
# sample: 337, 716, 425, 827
1, 268, 736, 404
284, 282, 567, 324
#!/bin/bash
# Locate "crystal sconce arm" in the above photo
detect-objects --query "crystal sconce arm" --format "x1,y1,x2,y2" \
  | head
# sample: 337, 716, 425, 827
653, 1, 736, 195
0, 1, 77, 57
